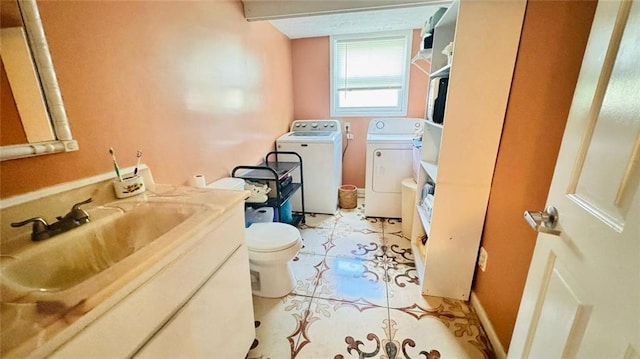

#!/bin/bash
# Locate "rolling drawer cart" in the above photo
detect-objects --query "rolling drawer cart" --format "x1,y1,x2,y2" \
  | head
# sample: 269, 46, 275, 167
232, 151, 306, 226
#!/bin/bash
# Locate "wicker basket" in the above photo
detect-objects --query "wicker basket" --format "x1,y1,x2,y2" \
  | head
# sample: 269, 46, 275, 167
338, 185, 358, 209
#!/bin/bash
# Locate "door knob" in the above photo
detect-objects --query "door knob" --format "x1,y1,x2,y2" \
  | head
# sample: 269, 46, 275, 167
524, 206, 561, 236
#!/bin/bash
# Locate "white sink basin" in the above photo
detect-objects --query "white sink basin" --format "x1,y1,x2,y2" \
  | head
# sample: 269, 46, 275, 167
0, 199, 214, 305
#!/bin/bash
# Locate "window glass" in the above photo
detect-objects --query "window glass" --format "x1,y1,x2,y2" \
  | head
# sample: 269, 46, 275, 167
330, 31, 412, 116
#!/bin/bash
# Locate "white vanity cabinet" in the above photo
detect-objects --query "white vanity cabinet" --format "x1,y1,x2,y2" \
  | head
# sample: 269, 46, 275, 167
410, 0, 526, 300
49, 203, 255, 358
136, 245, 253, 358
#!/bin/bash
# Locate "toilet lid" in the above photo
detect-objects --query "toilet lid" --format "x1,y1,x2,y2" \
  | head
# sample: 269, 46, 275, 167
246, 222, 301, 252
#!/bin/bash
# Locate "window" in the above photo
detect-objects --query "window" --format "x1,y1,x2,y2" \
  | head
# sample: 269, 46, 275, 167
330, 31, 412, 117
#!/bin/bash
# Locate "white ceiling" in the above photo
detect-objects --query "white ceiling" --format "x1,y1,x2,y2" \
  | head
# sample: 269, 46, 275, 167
267, 5, 444, 39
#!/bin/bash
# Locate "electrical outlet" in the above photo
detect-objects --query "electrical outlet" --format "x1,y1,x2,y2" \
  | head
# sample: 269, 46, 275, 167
478, 247, 488, 272
345, 122, 351, 133
346, 133, 354, 140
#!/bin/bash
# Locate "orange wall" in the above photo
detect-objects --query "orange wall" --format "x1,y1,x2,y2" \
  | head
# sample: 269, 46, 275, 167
1, 2, 28, 146
474, 0, 597, 351
291, 30, 429, 187
1, 58, 26, 146
0, 0, 293, 198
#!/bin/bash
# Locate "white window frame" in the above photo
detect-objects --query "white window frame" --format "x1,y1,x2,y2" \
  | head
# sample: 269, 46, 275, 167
330, 30, 413, 117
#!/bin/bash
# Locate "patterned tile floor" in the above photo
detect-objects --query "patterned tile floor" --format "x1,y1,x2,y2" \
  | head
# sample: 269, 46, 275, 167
247, 203, 495, 359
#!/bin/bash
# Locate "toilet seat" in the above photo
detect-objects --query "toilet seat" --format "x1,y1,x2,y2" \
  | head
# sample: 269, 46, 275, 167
246, 222, 301, 253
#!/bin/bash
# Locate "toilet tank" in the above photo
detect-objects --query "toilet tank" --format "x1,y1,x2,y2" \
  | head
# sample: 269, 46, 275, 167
207, 177, 245, 190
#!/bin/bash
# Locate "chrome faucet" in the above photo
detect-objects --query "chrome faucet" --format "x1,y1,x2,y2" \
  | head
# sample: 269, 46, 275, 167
11, 198, 93, 241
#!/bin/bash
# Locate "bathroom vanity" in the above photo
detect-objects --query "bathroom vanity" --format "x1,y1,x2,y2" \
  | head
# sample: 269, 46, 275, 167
0, 168, 255, 358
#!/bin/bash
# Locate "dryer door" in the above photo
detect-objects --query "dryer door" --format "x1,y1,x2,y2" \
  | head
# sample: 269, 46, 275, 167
371, 148, 413, 193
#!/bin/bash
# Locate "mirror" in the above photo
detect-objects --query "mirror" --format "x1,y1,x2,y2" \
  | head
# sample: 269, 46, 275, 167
0, 0, 77, 161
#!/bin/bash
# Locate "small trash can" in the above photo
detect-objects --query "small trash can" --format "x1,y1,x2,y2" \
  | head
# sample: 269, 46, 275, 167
401, 178, 417, 239
338, 185, 358, 209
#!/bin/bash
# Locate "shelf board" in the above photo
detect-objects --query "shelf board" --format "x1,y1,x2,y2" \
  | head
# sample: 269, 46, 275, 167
434, 0, 458, 28
416, 203, 432, 236
264, 161, 300, 179
412, 49, 432, 61
411, 241, 426, 284
265, 183, 301, 207
420, 161, 438, 182
424, 120, 443, 129
236, 162, 300, 181
411, 49, 432, 76
429, 64, 451, 78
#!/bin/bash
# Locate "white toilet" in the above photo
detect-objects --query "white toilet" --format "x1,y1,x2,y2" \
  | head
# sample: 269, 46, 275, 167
207, 177, 302, 298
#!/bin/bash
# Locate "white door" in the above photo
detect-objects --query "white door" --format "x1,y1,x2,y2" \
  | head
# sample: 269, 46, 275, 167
509, 1, 640, 358
372, 148, 413, 193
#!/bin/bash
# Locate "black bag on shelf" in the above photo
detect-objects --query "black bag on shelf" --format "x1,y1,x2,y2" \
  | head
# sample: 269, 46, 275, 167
432, 78, 449, 124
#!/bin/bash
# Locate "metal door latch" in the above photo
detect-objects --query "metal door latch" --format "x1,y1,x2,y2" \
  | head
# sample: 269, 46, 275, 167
524, 206, 561, 236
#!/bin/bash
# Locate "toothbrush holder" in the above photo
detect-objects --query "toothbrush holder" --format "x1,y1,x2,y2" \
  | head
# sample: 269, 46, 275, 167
113, 174, 146, 199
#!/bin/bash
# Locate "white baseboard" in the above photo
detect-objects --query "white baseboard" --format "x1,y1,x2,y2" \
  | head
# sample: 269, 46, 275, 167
357, 188, 365, 198
470, 291, 507, 359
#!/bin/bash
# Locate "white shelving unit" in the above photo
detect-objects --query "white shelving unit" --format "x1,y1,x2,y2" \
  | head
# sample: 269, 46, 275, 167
420, 160, 438, 182
410, 0, 526, 300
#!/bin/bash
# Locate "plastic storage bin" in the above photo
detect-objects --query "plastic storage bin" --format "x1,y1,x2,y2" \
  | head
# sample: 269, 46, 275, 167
277, 199, 293, 224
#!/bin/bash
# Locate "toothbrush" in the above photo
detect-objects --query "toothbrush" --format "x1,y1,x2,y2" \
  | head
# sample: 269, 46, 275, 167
109, 147, 124, 182
133, 150, 142, 176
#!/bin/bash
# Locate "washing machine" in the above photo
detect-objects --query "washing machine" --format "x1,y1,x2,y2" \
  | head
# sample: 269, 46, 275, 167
365, 118, 424, 218
276, 120, 342, 214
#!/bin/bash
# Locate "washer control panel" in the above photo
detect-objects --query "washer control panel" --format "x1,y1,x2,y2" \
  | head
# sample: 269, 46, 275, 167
291, 120, 341, 133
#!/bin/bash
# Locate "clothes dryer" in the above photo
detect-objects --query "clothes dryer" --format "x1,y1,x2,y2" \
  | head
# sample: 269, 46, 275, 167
365, 118, 424, 218
276, 120, 342, 214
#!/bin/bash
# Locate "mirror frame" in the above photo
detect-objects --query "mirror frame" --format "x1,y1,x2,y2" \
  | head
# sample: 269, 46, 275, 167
0, 0, 78, 161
